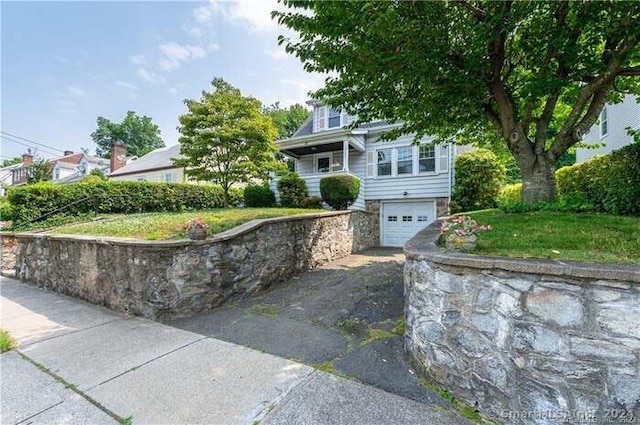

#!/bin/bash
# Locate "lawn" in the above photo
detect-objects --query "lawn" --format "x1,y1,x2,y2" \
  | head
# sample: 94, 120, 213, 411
465, 210, 640, 265
51, 208, 324, 240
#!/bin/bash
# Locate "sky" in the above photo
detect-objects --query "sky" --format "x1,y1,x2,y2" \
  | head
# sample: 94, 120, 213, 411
0, 0, 324, 161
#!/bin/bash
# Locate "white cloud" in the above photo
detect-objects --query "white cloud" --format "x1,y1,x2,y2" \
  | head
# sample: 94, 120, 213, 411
191, 0, 283, 34
264, 48, 287, 60
278, 75, 326, 106
138, 68, 164, 84
131, 54, 147, 66
159, 42, 207, 72
115, 81, 139, 90
66, 86, 87, 97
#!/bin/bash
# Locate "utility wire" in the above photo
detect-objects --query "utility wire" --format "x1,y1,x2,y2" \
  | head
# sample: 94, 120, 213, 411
0, 131, 66, 154
1, 135, 61, 157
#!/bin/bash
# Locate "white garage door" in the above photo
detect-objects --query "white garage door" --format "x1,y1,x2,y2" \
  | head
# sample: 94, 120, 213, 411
382, 200, 435, 247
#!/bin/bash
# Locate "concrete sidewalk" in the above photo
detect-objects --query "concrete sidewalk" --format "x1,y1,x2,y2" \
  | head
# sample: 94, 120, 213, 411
1, 276, 469, 425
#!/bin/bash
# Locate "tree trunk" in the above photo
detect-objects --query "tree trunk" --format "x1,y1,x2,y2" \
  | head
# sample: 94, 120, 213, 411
520, 155, 556, 203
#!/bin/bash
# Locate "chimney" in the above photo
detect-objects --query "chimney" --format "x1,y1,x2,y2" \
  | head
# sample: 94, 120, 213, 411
110, 142, 127, 172
22, 152, 33, 167
63, 150, 74, 156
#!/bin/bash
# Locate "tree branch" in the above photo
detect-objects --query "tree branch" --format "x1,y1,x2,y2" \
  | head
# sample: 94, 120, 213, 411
619, 67, 640, 76
454, 0, 486, 20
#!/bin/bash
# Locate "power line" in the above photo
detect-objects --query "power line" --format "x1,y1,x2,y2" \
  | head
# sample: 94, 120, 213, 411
1, 135, 61, 157
0, 131, 66, 154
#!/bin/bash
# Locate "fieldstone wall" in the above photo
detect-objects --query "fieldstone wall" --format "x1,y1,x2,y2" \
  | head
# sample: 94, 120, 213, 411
10, 211, 377, 319
404, 221, 640, 424
1, 234, 17, 276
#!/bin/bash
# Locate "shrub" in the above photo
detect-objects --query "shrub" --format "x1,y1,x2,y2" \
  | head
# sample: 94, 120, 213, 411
300, 196, 323, 209
319, 175, 360, 210
87, 168, 108, 180
452, 149, 505, 212
0, 199, 14, 221
277, 172, 308, 207
243, 184, 276, 207
555, 144, 640, 215
497, 183, 522, 207
6, 181, 242, 224
81, 175, 105, 185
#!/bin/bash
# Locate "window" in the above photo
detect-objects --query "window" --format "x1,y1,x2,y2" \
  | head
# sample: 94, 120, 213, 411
377, 149, 392, 176
417, 215, 429, 222
388, 216, 398, 222
419, 145, 436, 173
600, 106, 608, 138
164, 173, 173, 183
136, 176, 146, 181
316, 155, 331, 173
397, 147, 413, 175
402, 216, 413, 222
328, 108, 341, 128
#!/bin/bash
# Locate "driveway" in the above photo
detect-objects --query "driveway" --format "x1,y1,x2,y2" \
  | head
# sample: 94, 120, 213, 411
167, 248, 447, 407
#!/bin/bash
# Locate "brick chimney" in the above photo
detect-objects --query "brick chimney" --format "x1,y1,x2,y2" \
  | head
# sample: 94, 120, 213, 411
22, 152, 33, 167
63, 150, 74, 156
110, 142, 127, 172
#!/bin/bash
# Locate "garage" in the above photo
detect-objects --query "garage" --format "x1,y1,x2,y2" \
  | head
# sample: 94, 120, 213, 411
381, 200, 436, 247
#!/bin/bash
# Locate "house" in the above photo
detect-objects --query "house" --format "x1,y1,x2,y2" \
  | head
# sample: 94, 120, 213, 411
0, 154, 30, 196
52, 151, 110, 184
577, 94, 639, 163
108, 144, 185, 183
271, 100, 456, 247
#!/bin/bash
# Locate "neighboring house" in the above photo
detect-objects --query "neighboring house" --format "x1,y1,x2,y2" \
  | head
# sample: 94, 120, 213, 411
0, 159, 27, 196
109, 144, 185, 183
52, 151, 110, 184
271, 100, 456, 247
577, 94, 639, 163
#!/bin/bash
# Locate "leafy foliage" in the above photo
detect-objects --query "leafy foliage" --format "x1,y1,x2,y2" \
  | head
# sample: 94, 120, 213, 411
26, 159, 54, 184
243, 184, 276, 208
175, 78, 281, 207
319, 175, 360, 210
277, 172, 308, 208
452, 149, 505, 212
87, 168, 108, 180
556, 144, 640, 215
275, 1, 640, 202
1, 157, 21, 168
91, 111, 165, 158
6, 181, 242, 224
263, 102, 311, 138
300, 196, 323, 209
0, 199, 14, 221
497, 183, 523, 206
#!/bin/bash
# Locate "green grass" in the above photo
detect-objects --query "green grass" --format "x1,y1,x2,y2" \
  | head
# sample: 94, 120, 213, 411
0, 329, 15, 352
465, 210, 640, 265
50, 208, 324, 240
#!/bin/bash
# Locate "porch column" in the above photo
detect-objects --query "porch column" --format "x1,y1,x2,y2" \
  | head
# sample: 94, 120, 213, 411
343, 140, 350, 172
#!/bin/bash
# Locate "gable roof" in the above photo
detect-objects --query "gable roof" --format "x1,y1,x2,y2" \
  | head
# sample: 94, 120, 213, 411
291, 116, 314, 138
109, 144, 182, 176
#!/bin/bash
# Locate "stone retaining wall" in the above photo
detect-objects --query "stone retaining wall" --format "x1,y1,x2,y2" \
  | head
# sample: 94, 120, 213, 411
5, 211, 377, 319
404, 221, 640, 424
1, 234, 17, 276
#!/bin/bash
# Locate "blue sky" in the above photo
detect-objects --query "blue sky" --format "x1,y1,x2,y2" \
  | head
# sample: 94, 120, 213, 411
1, 0, 324, 160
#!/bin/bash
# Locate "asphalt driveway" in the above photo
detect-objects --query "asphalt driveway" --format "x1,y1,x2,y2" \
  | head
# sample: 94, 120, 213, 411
167, 248, 447, 407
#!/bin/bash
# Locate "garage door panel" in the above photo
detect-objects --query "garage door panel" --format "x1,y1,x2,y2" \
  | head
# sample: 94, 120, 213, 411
382, 200, 435, 247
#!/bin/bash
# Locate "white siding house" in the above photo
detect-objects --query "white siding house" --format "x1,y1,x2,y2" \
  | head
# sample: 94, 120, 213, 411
577, 94, 639, 163
109, 145, 185, 183
272, 101, 455, 247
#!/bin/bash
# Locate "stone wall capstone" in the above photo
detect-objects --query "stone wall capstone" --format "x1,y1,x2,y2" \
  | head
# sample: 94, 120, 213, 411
404, 221, 640, 425
10, 210, 377, 319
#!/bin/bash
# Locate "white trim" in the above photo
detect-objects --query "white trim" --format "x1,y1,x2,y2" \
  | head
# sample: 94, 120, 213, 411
380, 198, 437, 246
599, 106, 608, 139
314, 152, 333, 174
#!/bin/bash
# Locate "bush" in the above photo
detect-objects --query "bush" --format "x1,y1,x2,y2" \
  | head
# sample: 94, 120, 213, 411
243, 184, 276, 207
555, 144, 640, 215
87, 168, 108, 180
452, 149, 506, 212
319, 175, 360, 210
497, 183, 522, 207
300, 196, 323, 209
0, 199, 14, 221
277, 173, 308, 208
6, 181, 242, 224
81, 175, 105, 185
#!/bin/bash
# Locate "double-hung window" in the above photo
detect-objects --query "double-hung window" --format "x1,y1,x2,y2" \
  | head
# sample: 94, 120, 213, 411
316, 155, 331, 173
328, 108, 341, 129
397, 147, 413, 175
377, 149, 392, 176
419, 145, 436, 173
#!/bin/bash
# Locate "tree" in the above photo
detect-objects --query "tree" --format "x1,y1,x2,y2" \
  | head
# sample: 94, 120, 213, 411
174, 78, 281, 207
274, 1, 640, 202
26, 159, 54, 184
91, 111, 165, 158
263, 102, 311, 138
1, 157, 21, 168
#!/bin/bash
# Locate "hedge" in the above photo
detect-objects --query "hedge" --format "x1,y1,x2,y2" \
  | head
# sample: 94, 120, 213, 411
452, 149, 505, 212
319, 175, 360, 210
7, 180, 243, 223
277, 172, 308, 208
556, 143, 640, 215
243, 184, 276, 207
